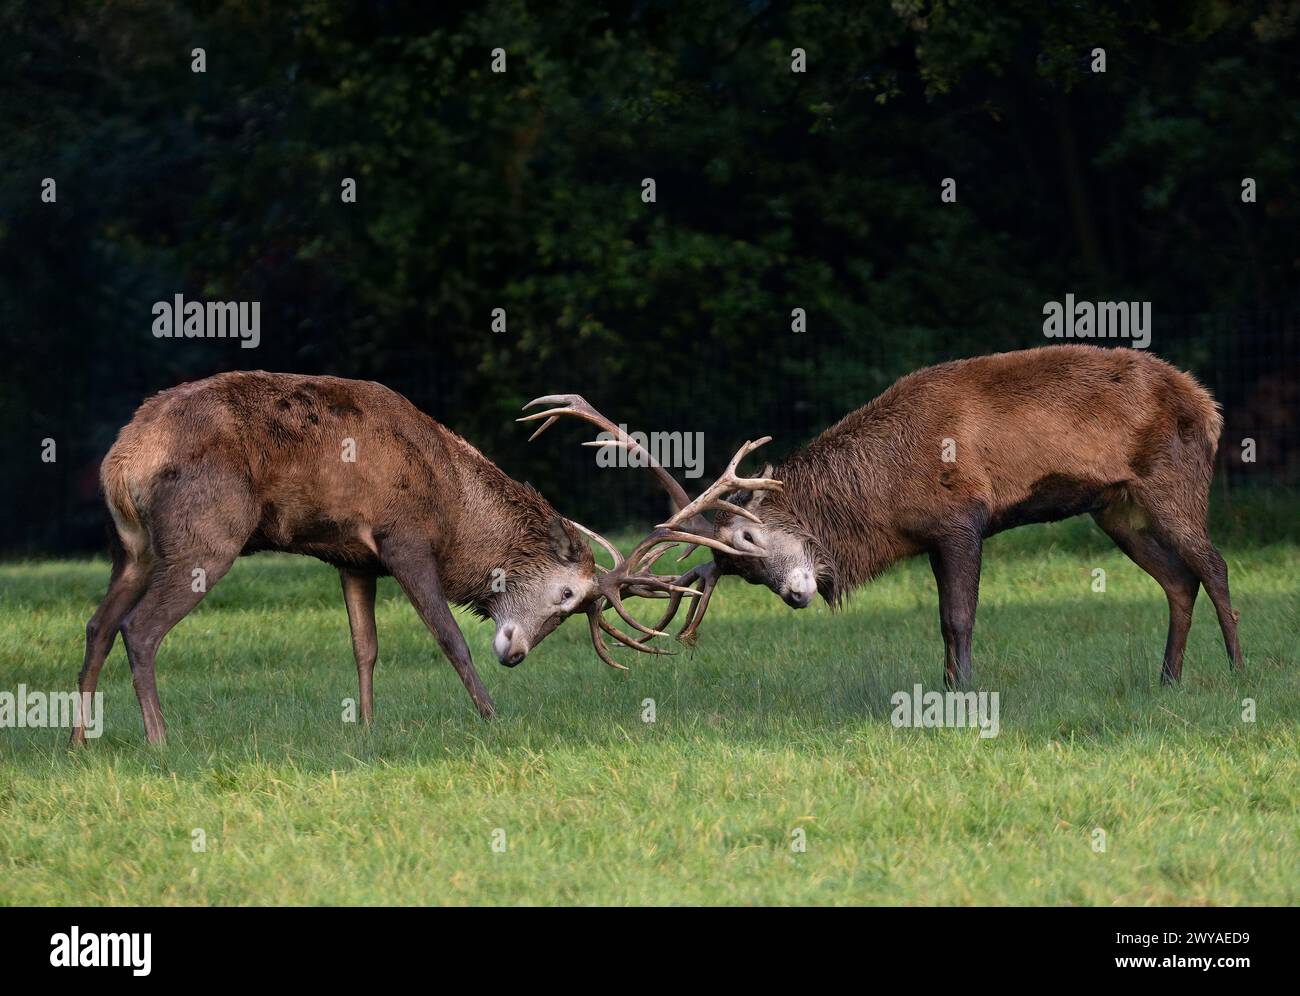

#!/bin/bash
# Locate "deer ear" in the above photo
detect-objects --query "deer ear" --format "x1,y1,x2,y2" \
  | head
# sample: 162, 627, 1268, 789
548, 517, 583, 563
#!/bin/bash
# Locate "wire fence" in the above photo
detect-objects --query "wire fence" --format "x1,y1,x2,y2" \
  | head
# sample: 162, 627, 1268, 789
9, 313, 1296, 555
585, 312, 1300, 531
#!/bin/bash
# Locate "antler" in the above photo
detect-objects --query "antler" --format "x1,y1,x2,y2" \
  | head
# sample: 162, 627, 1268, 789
520, 394, 781, 553
518, 395, 693, 515
653, 436, 782, 545
520, 394, 782, 661
565, 520, 702, 669
635, 561, 721, 647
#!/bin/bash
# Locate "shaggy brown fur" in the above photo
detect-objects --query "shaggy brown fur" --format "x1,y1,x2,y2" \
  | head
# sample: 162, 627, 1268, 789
718, 345, 1242, 687
78, 371, 596, 743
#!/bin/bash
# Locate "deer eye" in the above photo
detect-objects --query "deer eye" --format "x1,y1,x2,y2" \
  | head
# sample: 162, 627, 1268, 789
562, 587, 574, 602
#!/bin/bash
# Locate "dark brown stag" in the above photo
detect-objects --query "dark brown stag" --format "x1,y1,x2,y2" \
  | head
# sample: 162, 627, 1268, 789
73, 372, 743, 744
640, 346, 1242, 689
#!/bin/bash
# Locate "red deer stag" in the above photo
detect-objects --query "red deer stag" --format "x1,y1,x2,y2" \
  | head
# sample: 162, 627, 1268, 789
651, 346, 1243, 689
73, 373, 758, 745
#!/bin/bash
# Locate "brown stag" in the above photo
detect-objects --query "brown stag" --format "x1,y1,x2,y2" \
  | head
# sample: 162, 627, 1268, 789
649, 346, 1242, 689
73, 372, 761, 744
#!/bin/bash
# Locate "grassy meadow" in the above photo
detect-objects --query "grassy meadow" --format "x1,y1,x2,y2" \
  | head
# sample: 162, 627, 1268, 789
0, 499, 1296, 905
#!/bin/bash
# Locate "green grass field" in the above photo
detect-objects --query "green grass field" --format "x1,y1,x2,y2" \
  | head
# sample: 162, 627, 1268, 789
1, 509, 1296, 906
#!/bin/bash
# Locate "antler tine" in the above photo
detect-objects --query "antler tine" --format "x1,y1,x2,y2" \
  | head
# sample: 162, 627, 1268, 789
522, 415, 559, 443
661, 437, 783, 533
570, 522, 698, 595
597, 614, 675, 655
620, 529, 687, 577
676, 564, 721, 645
634, 563, 705, 644
585, 603, 681, 670
586, 606, 629, 670
706, 498, 764, 524
632, 562, 722, 647
643, 527, 766, 560
590, 586, 699, 669
624, 583, 699, 599
636, 541, 682, 572
567, 519, 623, 569
519, 394, 692, 513
603, 586, 670, 638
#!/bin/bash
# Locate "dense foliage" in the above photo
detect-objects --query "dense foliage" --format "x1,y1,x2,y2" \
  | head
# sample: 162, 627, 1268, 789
3, 1, 1297, 551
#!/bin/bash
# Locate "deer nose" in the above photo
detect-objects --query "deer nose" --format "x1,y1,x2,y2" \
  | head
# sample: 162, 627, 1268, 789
784, 568, 815, 608
494, 624, 528, 666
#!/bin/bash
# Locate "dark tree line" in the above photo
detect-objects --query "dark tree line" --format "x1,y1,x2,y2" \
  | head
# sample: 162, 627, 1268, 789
2, 0, 1297, 553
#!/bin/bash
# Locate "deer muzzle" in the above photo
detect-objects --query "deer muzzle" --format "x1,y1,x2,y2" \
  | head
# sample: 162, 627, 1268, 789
493, 623, 529, 667
782, 567, 816, 609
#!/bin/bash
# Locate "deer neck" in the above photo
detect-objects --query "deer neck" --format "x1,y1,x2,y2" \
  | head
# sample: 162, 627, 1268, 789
772, 449, 908, 602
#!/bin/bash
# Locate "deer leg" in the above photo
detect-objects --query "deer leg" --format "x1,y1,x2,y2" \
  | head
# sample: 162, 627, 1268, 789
340, 569, 379, 724
71, 546, 152, 746
378, 538, 497, 719
118, 551, 238, 744
1093, 511, 1199, 684
1131, 468, 1242, 672
929, 528, 983, 691
1161, 531, 1243, 673
112, 474, 256, 743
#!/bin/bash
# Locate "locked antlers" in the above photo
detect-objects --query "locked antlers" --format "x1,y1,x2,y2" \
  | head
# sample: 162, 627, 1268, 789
518, 394, 781, 663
